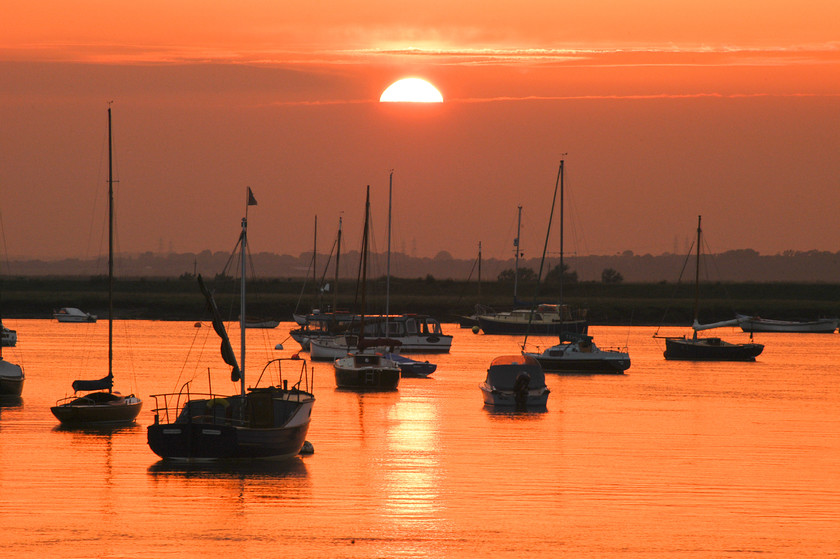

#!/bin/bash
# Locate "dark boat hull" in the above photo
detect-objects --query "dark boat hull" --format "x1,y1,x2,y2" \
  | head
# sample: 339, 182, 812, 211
0, 376, 24, 396
477, 317, 588, 337
50, 400, 142, 425
334, 368, 400, 390
532, 356, 630, 374
147, 422, 310, 461
664, 337, 764, 361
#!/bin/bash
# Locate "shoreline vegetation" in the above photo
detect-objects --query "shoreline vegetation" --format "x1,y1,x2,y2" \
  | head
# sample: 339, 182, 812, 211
3, 275, 839, 325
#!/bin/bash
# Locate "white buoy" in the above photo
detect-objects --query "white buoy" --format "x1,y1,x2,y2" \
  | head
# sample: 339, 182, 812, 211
274, 343, 284, 350
299, 440, 314, 455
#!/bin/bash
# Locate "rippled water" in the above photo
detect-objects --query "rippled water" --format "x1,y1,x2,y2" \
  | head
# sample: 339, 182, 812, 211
1, 320, 838, 557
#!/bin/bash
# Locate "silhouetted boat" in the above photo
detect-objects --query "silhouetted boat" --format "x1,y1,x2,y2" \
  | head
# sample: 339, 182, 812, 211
736, 314, 838, 334
53, 307, 97, 323
147, 188, 315, 461
479, 355, 549, 408
660, 216, 764, 361
526, 334, 630, 374
0, 359, 24, 396
1, 324, 16, 347
521, 160, 629, 373
51, 108, 142, 425
384, 353, 436, 378
331, 185, 400, 391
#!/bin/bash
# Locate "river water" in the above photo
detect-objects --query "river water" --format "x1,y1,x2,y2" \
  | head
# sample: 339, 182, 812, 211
1, 320, 838, 558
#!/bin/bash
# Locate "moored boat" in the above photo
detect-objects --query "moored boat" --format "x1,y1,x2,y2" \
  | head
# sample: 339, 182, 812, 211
384, 353, 436, 378
147, 189, 315, 461
1, 324, 16, 347
658, 216, 764, 362
50, 108, 141, 425
736, 314, 838, 334
525, 334, 630, 374
0, 358, 24, 397
479, 354, 549, 408
54, 307, 97, 323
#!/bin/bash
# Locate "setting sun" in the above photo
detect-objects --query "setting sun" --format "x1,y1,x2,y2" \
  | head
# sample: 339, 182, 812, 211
380, 78, 443, 103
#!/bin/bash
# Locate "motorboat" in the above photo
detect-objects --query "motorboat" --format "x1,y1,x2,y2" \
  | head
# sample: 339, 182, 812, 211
147, 188, 315, 461
54, 307, 97, 323
524, 335, 630, 374
736, 314, 838, 334
479, 354, 549, 408
384, 353, 436, 378
1, 324, 16, 347
0, 358, 24, 397
51, 109, 141, 425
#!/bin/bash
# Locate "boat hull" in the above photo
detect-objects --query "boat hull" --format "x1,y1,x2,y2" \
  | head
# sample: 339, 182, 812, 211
479, 383, 549, 408
334, 354, 401, 390
737, 316, 838, 334
664, 337, 764, 361
147, 421, 311, 462
147, 390, 315, 462
477, 316, 588, 336
50, 396, 142, 425
528, 354, 630, 374
0, 376, 24, 396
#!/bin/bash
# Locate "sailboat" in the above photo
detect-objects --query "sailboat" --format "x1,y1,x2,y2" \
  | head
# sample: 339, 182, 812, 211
51, 108, 142, 425
332, 185, 401, 390
659, 215, 764, 361
522, 160, 631, 374
475, 205, 589, 336
147, 188, 316, 461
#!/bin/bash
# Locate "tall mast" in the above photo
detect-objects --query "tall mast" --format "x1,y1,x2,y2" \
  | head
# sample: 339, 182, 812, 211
386, 171, 393, 333
513, 205, 522, 303
107, 106, 114, 391
333, 216, 342, 311
694, 215, 702, 336
240, 214, 247, 397
478, 241, 482, 296
313, 215, 317, 302
558, 160, 564, 315
359, 186, 371, 340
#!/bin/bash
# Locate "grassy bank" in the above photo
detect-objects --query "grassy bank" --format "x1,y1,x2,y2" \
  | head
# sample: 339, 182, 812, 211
2, 276, 839, 324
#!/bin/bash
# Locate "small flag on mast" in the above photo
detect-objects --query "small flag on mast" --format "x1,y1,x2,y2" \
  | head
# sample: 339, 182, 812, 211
247, 187, 258, 206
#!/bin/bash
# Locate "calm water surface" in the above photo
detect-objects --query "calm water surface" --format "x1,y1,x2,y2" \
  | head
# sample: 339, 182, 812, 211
1, 320, 838, 558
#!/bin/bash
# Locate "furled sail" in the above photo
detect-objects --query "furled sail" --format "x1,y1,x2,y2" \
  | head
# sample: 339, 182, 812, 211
72, 373, 113, 392
198, 275, 241, 382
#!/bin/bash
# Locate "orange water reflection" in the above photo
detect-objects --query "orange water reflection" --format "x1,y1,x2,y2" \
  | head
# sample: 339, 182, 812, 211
0, 320, 838, 557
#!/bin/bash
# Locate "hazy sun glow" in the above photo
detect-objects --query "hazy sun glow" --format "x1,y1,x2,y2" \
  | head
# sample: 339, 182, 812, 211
380, 78, 443, 103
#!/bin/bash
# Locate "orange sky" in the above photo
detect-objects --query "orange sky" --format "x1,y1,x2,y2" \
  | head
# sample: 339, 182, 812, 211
1, 2, 839, 266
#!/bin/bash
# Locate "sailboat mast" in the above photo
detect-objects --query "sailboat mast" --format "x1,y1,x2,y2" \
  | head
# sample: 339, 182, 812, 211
386, 171, 393, 332
558, 160, 564, 318
240, 215, 247, 397
478, 241, 482, 296
107, 106, 114, 390
334, 217, 342, 312
513, 205, 522, 303
359, 186, 371, 340
313, 215, 317, 299
694, 215, 702, 328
